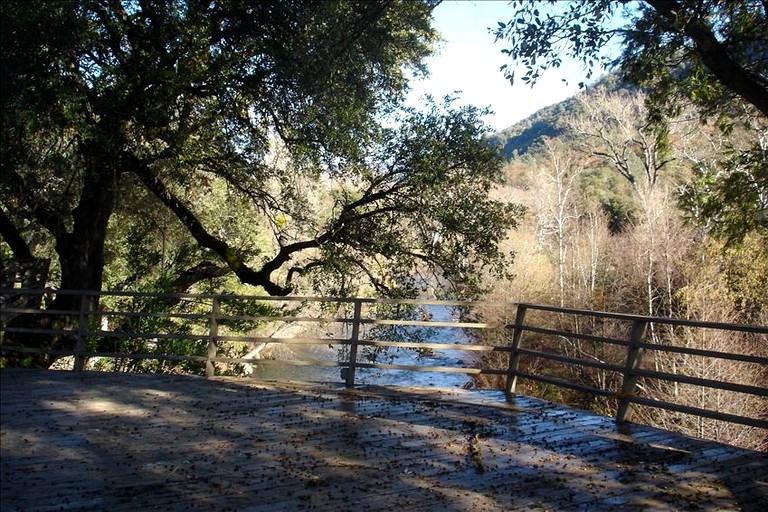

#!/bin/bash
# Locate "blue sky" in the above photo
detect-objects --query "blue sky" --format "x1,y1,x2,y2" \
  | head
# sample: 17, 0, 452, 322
406, 0, 597, 132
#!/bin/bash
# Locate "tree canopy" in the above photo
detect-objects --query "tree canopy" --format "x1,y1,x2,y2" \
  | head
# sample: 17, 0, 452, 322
1, 0, 523, 308
495, 0, 768, 243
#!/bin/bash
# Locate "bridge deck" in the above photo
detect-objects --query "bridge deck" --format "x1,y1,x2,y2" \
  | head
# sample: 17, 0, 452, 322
1, 369, 766, 511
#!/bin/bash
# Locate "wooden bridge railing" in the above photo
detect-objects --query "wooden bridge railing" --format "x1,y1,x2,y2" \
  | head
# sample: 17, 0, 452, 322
506, 303, 767, 428
1, 289, 766, 430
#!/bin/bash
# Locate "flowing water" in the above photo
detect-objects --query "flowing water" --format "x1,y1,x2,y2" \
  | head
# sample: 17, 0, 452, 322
249, 305, 474, 388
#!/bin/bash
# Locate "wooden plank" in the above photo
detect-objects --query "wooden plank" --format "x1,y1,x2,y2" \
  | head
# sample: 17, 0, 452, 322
2, 369, 766, 512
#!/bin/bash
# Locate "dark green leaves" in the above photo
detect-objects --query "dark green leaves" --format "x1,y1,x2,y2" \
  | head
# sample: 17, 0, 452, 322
305, 98, 524, 299
2, 0, 521, 302
493, 0, 618, 87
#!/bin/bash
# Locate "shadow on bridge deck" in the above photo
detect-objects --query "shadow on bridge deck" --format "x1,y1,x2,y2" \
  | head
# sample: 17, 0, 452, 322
1, 369, 766, 511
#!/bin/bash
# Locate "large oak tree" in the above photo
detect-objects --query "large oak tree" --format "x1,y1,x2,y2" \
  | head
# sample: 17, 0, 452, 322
1, 0, 523, 361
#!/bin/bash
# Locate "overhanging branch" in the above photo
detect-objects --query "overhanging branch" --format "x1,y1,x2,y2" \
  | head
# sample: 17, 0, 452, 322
0, 207, 34, 261
132, 159, 293, 295
131, 151, 422, 296
647, 0, 768, 117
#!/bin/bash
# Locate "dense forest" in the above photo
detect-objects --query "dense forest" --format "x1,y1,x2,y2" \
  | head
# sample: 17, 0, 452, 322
489, 72, 767, 321
1, 1, 766, 449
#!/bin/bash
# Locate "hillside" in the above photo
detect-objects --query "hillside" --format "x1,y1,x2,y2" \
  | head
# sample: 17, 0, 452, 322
486, 99, 571, 158
487, 73, 627, 159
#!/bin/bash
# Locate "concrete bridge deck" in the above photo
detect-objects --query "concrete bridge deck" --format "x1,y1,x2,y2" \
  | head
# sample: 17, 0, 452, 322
1, 369, 766, 511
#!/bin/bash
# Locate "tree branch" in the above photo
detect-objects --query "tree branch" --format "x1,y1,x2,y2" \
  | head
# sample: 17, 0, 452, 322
169, 261, 231, 293
0, 207, 34, 261
3, 168, 68, 239
647, 0, 768, 117
132, 158, 292, 295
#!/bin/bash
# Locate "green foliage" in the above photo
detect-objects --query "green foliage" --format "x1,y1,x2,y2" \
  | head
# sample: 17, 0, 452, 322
620, 1, 768, 119
579, 167, 636, 233
720, 236, 768, 322
217, 296, 281, 332
1, 0, 525, 317
300, 98, 525, 299
90, 293, 280, 375
92, 294, 207, 374
496, 1, 768, 115
679, 145, 768, 244
496, 0, 618, 88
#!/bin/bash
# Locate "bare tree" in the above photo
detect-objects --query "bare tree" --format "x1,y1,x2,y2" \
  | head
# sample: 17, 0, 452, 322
533, 137, 584, 307
565, 84, 674, 201
635, 256, 768, 450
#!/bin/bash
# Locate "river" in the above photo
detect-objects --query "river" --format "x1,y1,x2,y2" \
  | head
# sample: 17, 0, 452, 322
248, 305, 474, 388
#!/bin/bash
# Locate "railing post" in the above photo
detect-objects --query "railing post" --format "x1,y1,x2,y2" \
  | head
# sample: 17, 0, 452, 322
505, 304, 528, 397
616, 319, 649, 423
73, 293, 89, 372
206, 297, 220, 378
344, 300, 363, 387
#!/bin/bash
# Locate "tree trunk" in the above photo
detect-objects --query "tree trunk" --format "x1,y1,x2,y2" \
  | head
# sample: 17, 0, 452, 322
5, 151, 119, 367
56, 144, 119, 305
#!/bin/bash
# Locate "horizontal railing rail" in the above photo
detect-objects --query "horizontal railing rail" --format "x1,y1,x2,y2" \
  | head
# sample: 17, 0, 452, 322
506, 303, 768, 429
1, 288, 766, 432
